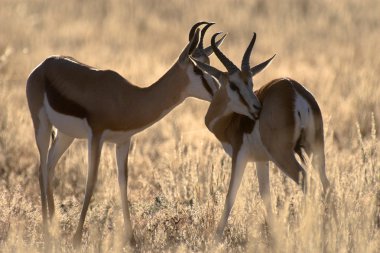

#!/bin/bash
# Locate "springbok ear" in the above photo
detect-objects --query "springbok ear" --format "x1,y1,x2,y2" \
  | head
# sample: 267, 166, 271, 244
203, 34, 227, 56
250, 54, 276, 76
179, 28, 200, 63
190, 56, 223, 79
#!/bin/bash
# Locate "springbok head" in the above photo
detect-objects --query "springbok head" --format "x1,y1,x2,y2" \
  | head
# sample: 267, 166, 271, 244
191, 32, 275, 119
177, 22, 226, 101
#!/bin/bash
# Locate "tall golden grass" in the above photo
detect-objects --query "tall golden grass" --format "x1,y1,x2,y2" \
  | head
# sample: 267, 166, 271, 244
0, 0, 379, 252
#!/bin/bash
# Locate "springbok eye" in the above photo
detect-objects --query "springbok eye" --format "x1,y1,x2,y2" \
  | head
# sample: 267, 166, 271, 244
230, 83, 238, 91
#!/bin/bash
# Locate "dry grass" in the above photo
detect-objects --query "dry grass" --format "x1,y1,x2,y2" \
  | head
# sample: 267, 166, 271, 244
0, 0, 379, 252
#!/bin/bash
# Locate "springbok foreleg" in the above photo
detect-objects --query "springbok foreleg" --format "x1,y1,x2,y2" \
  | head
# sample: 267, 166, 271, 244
256, 161, 273, 220
216, 148, 249, 239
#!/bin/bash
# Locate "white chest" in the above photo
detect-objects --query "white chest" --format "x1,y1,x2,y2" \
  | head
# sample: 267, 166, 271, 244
101, 129, 136, 144
220, 120, 270, 162
244, 120, 270, 162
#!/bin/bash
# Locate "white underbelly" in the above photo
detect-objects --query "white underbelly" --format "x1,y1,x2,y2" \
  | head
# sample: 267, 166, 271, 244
44, 95, 89, 138
44, 95, 137, 144
294, 91, 314, 143
101, 129, 135, 144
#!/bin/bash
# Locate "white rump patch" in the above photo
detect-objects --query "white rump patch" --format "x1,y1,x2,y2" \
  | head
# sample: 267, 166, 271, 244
294, 91, 314, 143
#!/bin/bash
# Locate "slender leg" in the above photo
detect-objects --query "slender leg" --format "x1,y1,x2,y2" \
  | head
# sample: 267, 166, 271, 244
256, 161, 278, 250
260, 133, 306, 192
115, 140, 136, 246
34, 112, 52, 237
46, 131, 74, 219
311, 143, 330, 196
259, 104, 307, 192
73, 134, 103, 247
270, 153, 307, 193
216, 148, 249, 239
256, 162, 273, 219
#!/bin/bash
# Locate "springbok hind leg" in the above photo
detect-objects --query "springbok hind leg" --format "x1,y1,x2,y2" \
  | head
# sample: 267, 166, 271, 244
46, 131, 74, 219
260, 127, 306, 191
309, 141, 337, 229
272, 153, 306, 193
310, 143, 330, 197
34, 111, 52, 237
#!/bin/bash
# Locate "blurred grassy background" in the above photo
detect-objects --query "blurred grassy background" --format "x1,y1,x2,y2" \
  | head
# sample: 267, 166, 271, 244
0, 0, 379, 252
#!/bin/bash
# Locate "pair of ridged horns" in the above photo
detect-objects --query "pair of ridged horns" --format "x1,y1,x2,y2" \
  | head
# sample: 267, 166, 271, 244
188, 21, 225, 58
212, 32, 258, 74
188, 21, 258, 74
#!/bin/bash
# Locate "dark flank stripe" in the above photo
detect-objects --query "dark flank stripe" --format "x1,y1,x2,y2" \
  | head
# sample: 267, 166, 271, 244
45, 79, 87, 118
193, 65, 214, 96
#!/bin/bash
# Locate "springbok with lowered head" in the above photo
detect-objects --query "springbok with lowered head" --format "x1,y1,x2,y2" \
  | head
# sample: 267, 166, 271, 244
192, 33, 330, 238
26, 22, 225, 246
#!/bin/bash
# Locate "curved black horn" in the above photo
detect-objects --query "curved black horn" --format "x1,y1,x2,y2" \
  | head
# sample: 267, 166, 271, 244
241, 33, 256, 73
189, 21, 209, 41
188, 28, 201, 56
203, 33, 226, 57
250, 54, 276, 76
198, 22, 215, 49
211, 32, 239, 73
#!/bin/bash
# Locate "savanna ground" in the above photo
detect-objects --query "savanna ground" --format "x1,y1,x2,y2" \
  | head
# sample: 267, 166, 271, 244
0, 0, 379, 252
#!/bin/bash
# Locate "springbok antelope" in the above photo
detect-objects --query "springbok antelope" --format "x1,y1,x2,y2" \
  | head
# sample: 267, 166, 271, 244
192, 34, 330, 238
26, 21, 225, 246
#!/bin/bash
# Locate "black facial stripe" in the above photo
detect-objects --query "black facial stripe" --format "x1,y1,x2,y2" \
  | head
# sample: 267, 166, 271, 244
238, 91, 249, 107
230, 82, 238, 91
193, 65, 213, 96
231, 82, 249, 107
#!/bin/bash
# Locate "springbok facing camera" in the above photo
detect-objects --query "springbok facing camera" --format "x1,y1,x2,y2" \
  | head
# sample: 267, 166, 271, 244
192, 34, 330, 239
26, 21, 225, 247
